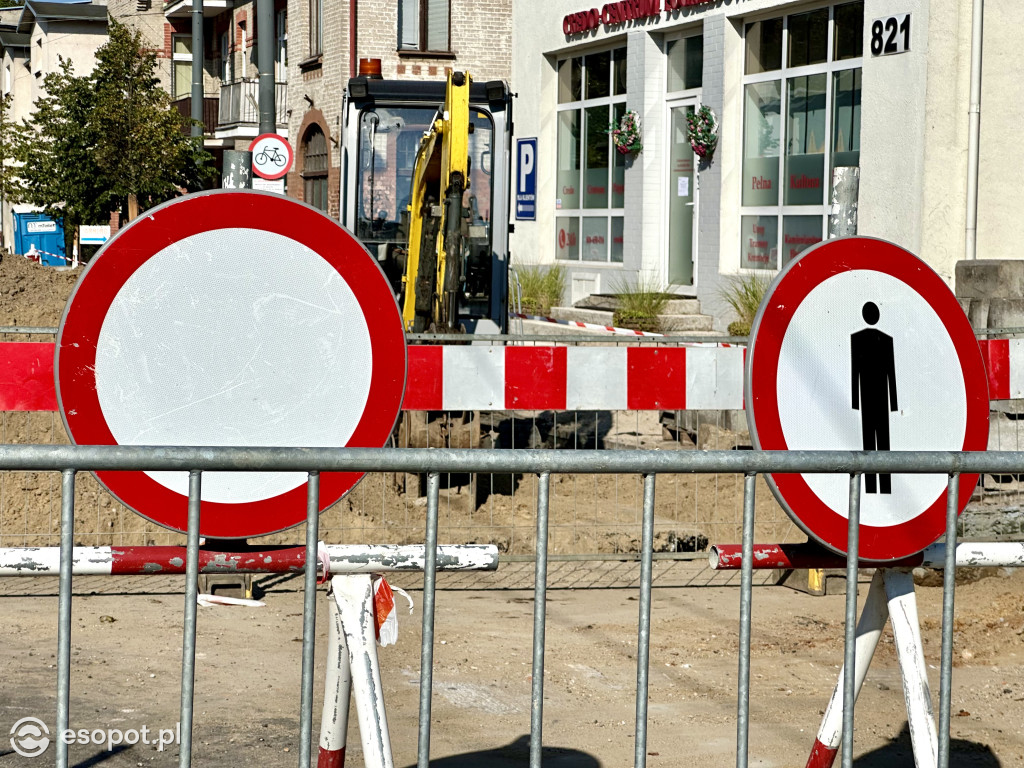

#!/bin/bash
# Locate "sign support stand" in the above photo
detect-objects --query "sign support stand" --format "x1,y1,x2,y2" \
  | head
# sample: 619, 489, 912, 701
318, 574, 395, 768
806, 569, 938, 768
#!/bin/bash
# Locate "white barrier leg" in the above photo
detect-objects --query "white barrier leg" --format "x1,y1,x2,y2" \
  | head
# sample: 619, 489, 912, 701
318, 593, 352, 768
882, 569, 938, 768
806, 569, 890, 768
331, 574, 395, 768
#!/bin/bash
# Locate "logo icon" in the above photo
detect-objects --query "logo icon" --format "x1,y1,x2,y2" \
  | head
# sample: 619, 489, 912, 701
10, 717, 50, 757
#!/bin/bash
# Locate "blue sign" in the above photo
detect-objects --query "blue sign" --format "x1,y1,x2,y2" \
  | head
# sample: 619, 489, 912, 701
516, 138, 537, 221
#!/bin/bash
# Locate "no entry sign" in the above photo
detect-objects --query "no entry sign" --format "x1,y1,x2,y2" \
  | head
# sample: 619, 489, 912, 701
56, 191, 406, 538
746, 237, 989, 561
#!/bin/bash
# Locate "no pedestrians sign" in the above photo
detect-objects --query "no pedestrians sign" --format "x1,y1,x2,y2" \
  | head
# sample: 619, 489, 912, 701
745, 237, 990, 561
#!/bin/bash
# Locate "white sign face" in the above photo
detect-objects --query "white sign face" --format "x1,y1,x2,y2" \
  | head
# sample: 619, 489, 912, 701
80, 225, 111, 245
252, 177, 286, 195
248, 133, 294, 180
746, 237, 989, 561
26, 221, 57, 233
776, 269, 965, 526
871, 14, 911, 56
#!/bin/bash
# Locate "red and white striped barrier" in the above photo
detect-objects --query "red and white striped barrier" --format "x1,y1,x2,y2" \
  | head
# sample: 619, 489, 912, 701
0, 343, 746, 412
708, 541, 1024, 570
24, 244, 76, 266
6, 338, 1023, 413
510, 311, 665, 337
0, 544, 499, 576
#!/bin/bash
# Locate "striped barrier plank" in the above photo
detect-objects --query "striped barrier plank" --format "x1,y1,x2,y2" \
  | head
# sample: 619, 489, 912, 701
0, 342, 746, 412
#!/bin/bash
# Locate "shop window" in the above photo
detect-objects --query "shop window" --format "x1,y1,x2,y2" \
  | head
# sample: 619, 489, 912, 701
555, 47, 627, 263
302, 125, 329, 212
398, 0, 450, 53
666, 34, 702, 93
740, 1, 862, 270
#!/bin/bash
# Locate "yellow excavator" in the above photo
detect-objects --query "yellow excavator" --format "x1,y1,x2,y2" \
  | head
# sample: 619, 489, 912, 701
342, 65, 512, 334
401, 71, 471, 333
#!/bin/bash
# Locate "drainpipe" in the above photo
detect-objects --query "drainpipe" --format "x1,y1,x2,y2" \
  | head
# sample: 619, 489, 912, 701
191, 0, 204, 138
257, 0, 275, 134
964, 0, 983, 260
349, 0, 357, 79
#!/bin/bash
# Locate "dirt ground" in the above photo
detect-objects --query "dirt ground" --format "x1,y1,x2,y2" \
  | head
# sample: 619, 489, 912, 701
0, 563, 1022, 767
1, 254, 1023, 766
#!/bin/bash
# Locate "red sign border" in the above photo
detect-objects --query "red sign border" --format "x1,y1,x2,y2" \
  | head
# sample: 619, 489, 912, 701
745, 236, 990, 561
248, 133, 294, 180
55, 190, 407, 538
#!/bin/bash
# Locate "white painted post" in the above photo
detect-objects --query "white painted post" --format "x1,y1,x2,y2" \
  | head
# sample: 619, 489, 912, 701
318, 594, 352, 767
806, 570, 889, 768
331, 574, 395, 768
883, 569, 939, 768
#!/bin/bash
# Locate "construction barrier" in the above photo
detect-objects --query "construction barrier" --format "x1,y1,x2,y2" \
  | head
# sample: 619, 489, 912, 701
0, 444, 1023, 768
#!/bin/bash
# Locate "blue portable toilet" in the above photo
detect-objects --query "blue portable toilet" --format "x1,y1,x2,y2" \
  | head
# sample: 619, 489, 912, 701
13, 212, 66, 265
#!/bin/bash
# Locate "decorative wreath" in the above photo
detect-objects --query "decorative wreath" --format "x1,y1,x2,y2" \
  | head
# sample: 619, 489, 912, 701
608, 110, 643, 155
686, 105, 719, 160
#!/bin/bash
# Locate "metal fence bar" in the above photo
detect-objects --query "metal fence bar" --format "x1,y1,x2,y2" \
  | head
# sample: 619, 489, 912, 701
55, 469, 75, 768
3, 445, 1023, 474
178, 471, 202, 768
841, 474, 862, 768
298, 471, 321, 766
633, 473, 656, 768
529, 472, 551, 768
735, 472, 757, 768
417, 472, 441, 768
937, 473, 960, 768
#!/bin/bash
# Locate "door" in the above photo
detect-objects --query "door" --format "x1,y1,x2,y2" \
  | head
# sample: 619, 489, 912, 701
667, 101, 698, 287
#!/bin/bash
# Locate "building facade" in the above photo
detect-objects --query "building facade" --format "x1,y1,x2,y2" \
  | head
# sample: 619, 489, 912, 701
284, 0, 512, 218
510, 0, 1023, 328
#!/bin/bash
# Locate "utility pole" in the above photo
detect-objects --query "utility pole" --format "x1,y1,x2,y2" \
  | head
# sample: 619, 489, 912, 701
257, 0, 276, 135
191, 0, 204, 139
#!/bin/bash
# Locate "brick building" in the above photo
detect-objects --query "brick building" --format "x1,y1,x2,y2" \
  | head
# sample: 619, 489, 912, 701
284, 0, 512, 217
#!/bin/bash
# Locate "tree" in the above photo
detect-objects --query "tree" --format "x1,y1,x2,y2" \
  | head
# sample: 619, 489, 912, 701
90, 20, 211, 218
16, 20, 213, 252
16, 57, 108, 255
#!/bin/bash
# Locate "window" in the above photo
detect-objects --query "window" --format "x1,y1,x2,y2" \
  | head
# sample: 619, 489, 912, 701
555, 47, 627, 263
171, 34, 192, 100
666, 34, 702, 93
740, 1, 862, 269
276, 10, 288, 80
219, 30, 233, 82
302, 125, 329, 212
398, 0, 450, 53
309, 0, 322, 56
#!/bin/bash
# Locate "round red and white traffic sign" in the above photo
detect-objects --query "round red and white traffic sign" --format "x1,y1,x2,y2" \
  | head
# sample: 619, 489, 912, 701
55, 190, 406, 538
746, 237, 989, 561
249, 133, 293, 180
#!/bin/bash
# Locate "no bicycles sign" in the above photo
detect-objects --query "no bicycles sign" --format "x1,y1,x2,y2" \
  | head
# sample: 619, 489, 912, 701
249, 133, 293, 180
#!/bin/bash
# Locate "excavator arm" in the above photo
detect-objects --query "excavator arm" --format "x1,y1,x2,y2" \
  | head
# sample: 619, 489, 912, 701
401, 70, 471, 333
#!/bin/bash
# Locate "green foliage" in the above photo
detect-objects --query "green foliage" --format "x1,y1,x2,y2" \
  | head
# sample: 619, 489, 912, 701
16, 20, 213, 250
612, 275, 671, 333
16, 57, 108, 253
0, 92, 24, 211
515, 263, 566, 316
91, 20, 211, 210
0, 0, 21, 8
718, 272, 773, 337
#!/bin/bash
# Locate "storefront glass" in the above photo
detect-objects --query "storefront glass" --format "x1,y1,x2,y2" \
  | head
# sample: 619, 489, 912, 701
667, 35, 703, 93
740, 1, 863, 269
555, 47, 626, 264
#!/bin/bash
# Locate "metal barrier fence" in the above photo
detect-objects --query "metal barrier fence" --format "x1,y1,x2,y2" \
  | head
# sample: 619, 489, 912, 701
1, 443, 1022, 768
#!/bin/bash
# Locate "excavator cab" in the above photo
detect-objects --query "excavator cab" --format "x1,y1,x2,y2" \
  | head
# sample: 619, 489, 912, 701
341, 69, 512, 333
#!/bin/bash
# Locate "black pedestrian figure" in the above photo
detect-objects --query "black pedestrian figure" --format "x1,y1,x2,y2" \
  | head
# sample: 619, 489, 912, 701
851, 301, 898, 494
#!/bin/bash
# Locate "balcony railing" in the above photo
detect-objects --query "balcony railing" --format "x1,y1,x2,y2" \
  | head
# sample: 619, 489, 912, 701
218, 80, 288, 129
172, 96, 219, 136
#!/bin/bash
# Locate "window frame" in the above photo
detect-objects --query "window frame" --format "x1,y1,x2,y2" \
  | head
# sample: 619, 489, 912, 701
171, 33, 192, 101
554, 46, 628, 266
398, 0, 452, 54
739, 2, 863, 270
309, 0, 323, 57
